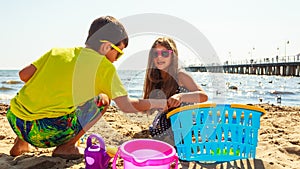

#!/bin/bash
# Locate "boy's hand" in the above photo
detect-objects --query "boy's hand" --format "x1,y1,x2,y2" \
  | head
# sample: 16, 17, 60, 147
95, 94, 110, 107
159, 103, 169, 113
159, 99, 169, 113
148, 99, 168, 112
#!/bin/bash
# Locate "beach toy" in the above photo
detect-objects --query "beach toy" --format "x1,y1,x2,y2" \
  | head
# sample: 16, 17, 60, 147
166, 103, 265, 162
112, 139, 178, 169
77, 134, 88, 146
107, 146, 118, 157
84, 134, 111, 169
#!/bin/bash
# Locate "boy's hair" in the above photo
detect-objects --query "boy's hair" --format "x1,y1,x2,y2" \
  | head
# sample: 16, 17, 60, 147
85, 16, 129, 51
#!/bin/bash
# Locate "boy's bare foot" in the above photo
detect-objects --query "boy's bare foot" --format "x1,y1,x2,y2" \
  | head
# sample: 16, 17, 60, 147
10, 137, 31, 156
52, 144, 84, 160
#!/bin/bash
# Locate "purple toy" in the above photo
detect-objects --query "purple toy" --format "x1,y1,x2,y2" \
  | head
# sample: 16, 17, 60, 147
84, 134, 111, 169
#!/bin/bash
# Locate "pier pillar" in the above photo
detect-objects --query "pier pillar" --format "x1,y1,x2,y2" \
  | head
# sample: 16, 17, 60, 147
271, 66, 275, 75
276, 66, 281, 75
259, 67, 263, 75
249, 67, 253, 74
290, 66, 296, 76
238, 67, 243, 74
224, 67, 228, 73
266, 66, 272, 75
270, 66, 274, 75
283, 66, 287, 76
252, 67, 256, 74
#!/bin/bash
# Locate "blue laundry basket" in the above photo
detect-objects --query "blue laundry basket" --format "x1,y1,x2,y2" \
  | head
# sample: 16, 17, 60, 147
166, 103, 265, 162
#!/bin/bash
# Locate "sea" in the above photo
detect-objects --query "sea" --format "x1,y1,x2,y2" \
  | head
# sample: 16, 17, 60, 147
1, 69, 300, 106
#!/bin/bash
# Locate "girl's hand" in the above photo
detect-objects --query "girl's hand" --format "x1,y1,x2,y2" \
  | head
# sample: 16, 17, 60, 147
167, 93, 182, 108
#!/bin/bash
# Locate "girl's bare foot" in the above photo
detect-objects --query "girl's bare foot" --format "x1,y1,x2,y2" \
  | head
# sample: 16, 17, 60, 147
10, 137, 30, 156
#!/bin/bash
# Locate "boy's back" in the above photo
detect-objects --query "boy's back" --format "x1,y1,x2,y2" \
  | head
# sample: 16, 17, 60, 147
10, 47, 126, 121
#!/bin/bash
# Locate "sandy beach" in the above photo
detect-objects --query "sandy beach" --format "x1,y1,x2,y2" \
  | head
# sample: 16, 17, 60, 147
0, 102, 299, 169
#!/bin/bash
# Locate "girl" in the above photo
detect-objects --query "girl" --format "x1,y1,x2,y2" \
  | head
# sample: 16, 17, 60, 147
143, 37, 208, 143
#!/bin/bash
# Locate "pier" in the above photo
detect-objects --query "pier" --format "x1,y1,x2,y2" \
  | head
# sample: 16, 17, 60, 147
186, 54, 300, 76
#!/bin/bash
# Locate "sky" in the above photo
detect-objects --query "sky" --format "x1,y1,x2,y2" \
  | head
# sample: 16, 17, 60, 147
1, 0, 299, 70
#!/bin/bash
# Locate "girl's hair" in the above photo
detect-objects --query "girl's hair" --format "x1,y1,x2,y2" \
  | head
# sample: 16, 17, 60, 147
85, 16, 129, 51
143, 37, 179, 99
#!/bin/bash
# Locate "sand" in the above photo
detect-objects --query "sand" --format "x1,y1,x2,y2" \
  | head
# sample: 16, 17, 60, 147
0, 103, 299, 169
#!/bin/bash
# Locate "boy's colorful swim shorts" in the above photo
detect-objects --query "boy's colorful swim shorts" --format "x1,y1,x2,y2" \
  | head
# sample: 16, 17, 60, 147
6, 98, 105, 148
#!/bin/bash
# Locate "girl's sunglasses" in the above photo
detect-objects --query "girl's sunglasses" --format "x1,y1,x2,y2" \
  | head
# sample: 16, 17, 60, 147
151, 50, 173, 58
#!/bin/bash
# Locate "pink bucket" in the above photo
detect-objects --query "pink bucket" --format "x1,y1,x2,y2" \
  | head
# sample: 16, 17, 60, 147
112, 139, 178, 169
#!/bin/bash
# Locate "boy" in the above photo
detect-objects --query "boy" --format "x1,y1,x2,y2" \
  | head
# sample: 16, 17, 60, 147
6, 16, 167, 159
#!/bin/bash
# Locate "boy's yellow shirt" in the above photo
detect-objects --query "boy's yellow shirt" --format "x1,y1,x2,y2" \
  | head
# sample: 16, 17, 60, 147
10, 47, 127, 121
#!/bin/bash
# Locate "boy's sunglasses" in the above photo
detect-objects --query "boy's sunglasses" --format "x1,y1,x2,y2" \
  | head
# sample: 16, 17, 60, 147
151, 50, 173, 58
100, 40, 124, 59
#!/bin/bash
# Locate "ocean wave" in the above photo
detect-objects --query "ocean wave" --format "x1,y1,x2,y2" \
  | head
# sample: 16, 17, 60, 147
1, 80, 23, 84
0, 86, 14, 91
128, 89, 143, 94
269, 90, 295, 95
0, 93, 14, 103
245, 89, 257, 92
